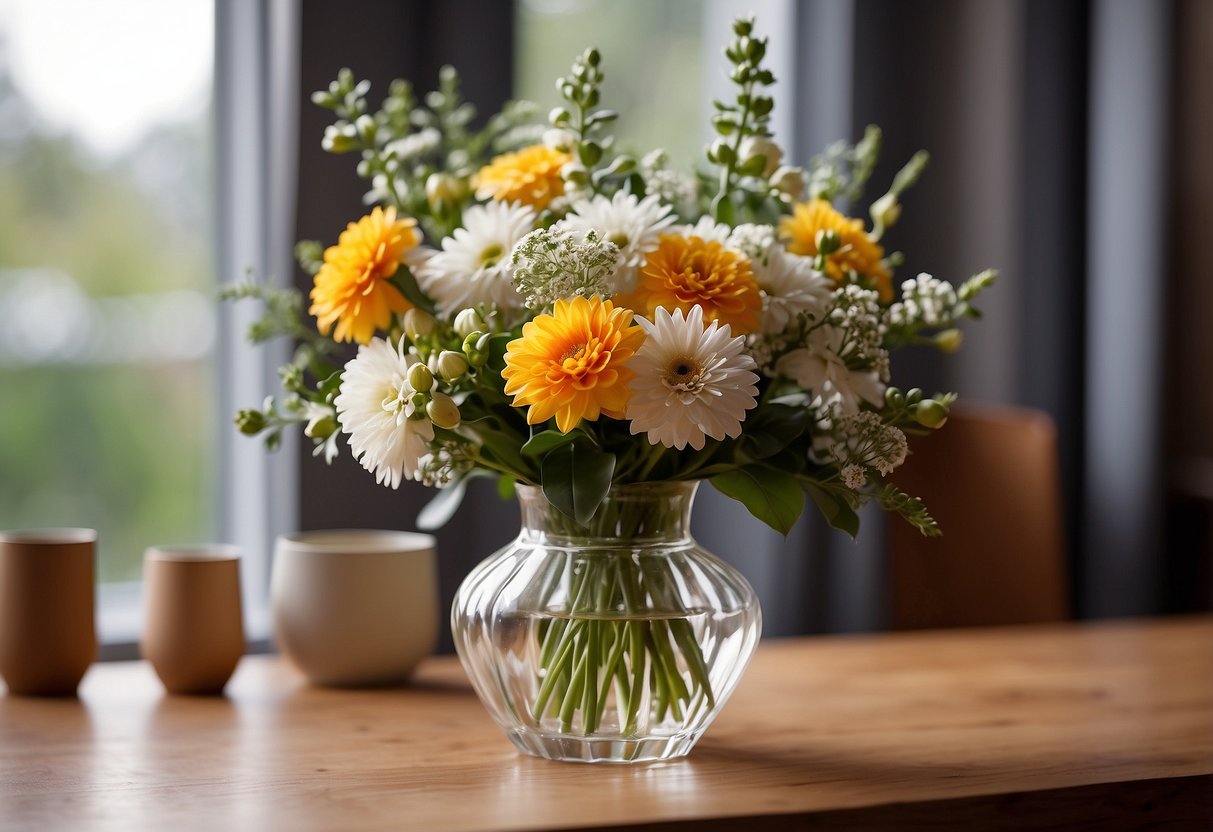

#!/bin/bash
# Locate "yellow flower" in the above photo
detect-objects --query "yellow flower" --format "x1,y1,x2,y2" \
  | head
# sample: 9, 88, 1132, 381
502, 296, 645, 433
779, 199, 893, 300
616, 234, 762, 335
473, 144, 572, 211
309, 206, 420, 344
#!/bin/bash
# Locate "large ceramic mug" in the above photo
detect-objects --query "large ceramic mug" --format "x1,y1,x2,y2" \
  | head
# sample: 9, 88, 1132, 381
271, 530, 438, 687
0, 528, 97, 696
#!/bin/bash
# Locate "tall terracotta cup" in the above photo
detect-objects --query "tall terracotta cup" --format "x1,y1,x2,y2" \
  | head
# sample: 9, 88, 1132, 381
142, 546, 245, 695
0, 529, 97, 696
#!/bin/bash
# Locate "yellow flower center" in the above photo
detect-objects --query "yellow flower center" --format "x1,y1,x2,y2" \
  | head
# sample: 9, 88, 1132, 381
663, 357, 706, 393
479, 243, 505, 268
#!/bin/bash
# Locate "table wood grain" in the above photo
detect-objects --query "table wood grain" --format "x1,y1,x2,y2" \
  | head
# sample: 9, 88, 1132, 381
2, 616, 1211, 831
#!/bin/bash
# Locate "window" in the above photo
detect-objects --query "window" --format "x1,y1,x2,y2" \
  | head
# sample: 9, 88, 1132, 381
515, 0, 708, 170
0, 0, 216, 642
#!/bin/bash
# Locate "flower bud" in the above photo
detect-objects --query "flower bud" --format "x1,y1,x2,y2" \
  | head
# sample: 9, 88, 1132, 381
915, 399, 949, 429
739, 135, 782, 178
905, 387, 923, 406
354, 114, 377, 144
425, 173, 463, 210
426, 392, 461, 429
870, 192, 902, 230
321, 123, 359, 154
549, 106, 572, 126
815, 229, 842, 256
407, 362, 434, 393
884, 387, 905, 409
560, 161, 589, 186
407, 391, 429, 418
435, 350, 469, 381
709, 139, 735, 165
543, 127, 576, 151
770, 165, 806, 200
454, 308, 486, 339
235, 409, 267, 435
402, 308, 436, 340
934, 328, 963, 353
304, 413, 337, 440
463, 331, 491, 367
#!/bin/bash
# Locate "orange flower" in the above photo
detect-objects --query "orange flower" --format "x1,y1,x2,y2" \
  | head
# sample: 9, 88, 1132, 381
309, 206, 419, 344
779, 199, 892, 300
502, 296, 645, 433
616, 234, 762, 335
473, 144, 571, 211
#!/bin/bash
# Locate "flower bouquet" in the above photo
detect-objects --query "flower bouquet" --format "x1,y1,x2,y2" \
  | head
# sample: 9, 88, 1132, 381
230, 16, 994, 762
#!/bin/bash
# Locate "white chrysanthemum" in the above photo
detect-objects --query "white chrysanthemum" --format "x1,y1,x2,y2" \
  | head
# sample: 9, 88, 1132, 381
730, 224, 832, 333
774, 326, 885, 415
564, 192, 674, 292
626, 305, 759, 451
415, 201, 536, 317
674, 215, 733, 245
335, 337, 435, 489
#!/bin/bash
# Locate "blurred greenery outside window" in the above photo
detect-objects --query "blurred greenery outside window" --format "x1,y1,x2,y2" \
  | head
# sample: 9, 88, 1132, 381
515, 0, 707, 172
0, 1, 217, 594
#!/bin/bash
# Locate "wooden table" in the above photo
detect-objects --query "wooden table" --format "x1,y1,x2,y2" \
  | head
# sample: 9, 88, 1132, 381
2, 617, 1210, 831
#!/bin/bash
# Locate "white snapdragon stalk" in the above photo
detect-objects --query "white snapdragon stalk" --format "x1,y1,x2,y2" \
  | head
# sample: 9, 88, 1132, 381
334, 337, 435, 489
626, 305, 759, 451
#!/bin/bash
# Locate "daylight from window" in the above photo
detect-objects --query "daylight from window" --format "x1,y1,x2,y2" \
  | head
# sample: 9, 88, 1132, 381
0, 0, 216, 583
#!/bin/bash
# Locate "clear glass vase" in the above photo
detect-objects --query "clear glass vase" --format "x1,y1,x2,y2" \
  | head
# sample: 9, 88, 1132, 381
451, 481, 762, 763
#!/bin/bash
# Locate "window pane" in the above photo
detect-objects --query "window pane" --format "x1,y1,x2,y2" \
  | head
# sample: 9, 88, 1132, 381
515, 0, 706, 170
0, 0, 216, 585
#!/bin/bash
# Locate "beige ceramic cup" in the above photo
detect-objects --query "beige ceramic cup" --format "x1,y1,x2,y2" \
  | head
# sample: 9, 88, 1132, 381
142, 546, 245, 695
272, 530, 438, 687
0, 529, 97, 696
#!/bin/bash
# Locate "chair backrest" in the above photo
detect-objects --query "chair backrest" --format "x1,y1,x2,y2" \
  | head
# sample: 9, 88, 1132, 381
888, 404, 1070, 629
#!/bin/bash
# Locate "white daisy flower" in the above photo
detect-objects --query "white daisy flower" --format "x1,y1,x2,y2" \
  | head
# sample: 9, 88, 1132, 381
626, 305, 760, 451
774, 326, 885, 416
729, 224, 832, 333
415, 201, 536, 317
674, 215, 734, 245
563, 192, 675, 292
335, 336, 435, 489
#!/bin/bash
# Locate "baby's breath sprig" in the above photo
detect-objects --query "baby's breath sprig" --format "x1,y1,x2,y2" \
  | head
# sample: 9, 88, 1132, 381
709, 16, 776, 224
550, 49, 633, 198
882, 269, 998, 351
510, 226, 620, 309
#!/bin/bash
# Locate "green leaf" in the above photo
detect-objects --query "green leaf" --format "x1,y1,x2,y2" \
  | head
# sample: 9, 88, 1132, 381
710, 466, 804, 536
417, 478, 468, 530
390, 265, 436, 314
541, 441, 616, 526
804, 482, 861, 538
739, 404, 810, 459
522, 429, 578, 458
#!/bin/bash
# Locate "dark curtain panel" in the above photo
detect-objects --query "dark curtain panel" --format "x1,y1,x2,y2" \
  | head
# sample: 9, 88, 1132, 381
293, 0, 520, 652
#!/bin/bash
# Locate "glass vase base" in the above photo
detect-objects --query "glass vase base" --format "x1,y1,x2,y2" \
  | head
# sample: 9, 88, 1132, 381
508, 728, 701, 764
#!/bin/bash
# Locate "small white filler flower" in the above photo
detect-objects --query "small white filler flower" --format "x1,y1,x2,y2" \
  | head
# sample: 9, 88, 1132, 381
334, 336, 434, 489
415, 201, 536, 317
626, 305, 760, 451
563, 192, 675, 292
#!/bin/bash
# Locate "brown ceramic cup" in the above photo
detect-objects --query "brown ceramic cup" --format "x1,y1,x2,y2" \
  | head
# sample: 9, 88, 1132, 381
0, 528, 98, 696
141, 546, 245, 695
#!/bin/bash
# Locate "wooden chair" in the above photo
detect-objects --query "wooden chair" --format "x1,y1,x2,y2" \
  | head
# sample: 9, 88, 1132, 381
888, 404, 1070, 629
